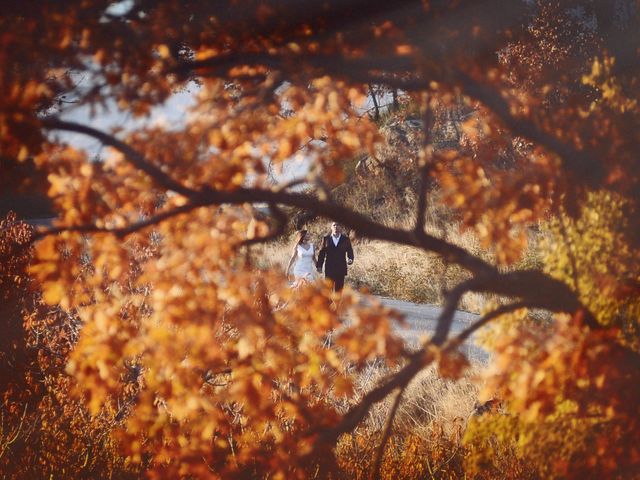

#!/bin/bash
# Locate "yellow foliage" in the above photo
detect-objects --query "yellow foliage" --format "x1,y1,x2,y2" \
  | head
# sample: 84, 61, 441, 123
541, 191, 640, 347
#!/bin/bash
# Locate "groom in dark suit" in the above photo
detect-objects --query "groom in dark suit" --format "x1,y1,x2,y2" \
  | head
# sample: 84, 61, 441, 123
316, 222, 354, 292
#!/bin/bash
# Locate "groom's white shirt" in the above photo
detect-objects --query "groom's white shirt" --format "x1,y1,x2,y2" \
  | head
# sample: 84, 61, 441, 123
331, 234, 341, 246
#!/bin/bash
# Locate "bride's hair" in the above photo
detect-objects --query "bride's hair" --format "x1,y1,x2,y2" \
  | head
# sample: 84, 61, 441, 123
295, 229, 308, 245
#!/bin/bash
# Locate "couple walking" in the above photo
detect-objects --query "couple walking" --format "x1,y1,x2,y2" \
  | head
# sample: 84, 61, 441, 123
286, 222, 354, 292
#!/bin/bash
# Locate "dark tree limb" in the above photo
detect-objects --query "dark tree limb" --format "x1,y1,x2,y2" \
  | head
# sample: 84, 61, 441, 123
173, 52, 417, 83
31, 202, 206, 242
431, 270, 600, 341
30, 180, 597, 326
312, 348, 430, 448
432, 278, 483, 345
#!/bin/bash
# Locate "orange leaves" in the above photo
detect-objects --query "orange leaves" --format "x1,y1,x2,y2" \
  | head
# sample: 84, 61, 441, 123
272, 81, 380, 184
472, 307, 640, 477
30, 235, 82, 309
4, 0, 639, 476
67, 222, 407, 477
134, 76, 379, 193
436, 348, 470, 381
0, 212, 143, 479
29, 198, 407, 475
0, 78, 48, 160
41, 281, 66, 306
582, 56, 638, 114
434, 154, 552, 264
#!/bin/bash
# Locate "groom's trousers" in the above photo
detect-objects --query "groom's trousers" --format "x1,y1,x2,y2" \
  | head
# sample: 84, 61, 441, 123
327, 275, 345, 292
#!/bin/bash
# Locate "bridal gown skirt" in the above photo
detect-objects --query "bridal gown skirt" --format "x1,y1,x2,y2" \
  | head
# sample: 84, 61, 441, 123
293, 259, 317, 281
292, 245, 317, 282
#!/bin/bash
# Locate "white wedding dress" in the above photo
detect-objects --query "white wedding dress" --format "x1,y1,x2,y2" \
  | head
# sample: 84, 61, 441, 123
292, 244, 317, 281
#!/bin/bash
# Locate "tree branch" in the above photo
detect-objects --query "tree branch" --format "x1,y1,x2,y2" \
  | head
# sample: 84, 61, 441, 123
453, 71, 606, 188
325, 69, 608, 190
430, 269, 600, 343
446, 301, 532, 348
31, 183, 596, 326
240, 203, 288, 247
31, 202, 205, 241
41, 118, 199, 198
370, 386, 405, 480
432, 278, 483, 345
312, 348, 430, 448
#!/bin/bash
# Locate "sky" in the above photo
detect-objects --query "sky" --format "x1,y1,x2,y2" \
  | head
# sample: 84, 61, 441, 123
53, 82, 387, 188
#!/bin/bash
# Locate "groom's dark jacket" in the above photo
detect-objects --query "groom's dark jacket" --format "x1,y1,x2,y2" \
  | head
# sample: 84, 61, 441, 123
317, 234, 354, 279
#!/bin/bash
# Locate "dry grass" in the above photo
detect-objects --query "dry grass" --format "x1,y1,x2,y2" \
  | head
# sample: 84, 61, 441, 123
349, 236, 487, 313
331, 363, 493, 480
351, 364, 480, 436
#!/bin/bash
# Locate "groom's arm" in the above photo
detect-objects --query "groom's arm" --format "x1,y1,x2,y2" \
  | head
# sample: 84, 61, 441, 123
345, 237, 354, 265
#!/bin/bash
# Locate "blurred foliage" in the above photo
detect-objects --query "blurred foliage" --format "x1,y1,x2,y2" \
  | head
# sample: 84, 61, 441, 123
464, 192, 640, 479
542, 190, 640, 348
0, 213, 140, 479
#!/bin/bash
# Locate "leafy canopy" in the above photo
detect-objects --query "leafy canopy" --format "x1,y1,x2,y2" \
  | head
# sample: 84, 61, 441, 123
1, 0, 639, 478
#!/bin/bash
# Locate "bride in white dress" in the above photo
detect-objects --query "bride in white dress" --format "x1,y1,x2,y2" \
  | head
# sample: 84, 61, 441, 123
286, 229, 317, 286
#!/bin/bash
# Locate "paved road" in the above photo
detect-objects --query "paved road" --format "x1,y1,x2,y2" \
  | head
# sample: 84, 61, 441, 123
377, 297, 489, 364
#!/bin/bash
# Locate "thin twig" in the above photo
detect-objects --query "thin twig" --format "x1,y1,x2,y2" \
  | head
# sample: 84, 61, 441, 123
370, 386, 405, 480
445, 301, 532, 350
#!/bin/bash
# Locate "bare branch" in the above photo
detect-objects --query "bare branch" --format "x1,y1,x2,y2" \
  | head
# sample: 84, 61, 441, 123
446, 301, 532, 348
274, 177, 309, 192
432, 278, 482, 345
370, 386, 405, 480
430, 270, 600, 343
32, 202, 205, 241
315, 291, 591, 459
312, 348, 430, 448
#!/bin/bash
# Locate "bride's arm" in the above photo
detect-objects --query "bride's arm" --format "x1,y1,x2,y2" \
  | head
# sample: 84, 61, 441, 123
286, 247, 298, 277
316, 237, 327, 271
